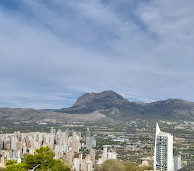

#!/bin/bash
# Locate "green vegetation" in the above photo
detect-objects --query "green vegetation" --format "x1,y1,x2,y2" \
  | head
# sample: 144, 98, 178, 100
5, 146, 70, 171
94, 160, 125, 171
94, 160, 153, 171
124, 162, 153, 171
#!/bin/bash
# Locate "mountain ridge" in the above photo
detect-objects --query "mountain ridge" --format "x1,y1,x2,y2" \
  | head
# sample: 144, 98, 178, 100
58, 90, 194, 120
0, 90, 194, 123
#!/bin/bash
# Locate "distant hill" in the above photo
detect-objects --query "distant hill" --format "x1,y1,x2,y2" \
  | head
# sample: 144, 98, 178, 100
58, 90, 194, 121
0, 108, 111, 123
0, 90, 194, 123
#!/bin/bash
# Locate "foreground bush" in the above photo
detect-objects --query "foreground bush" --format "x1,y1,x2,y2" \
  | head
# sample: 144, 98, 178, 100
94, 160, 153, 171
94, 160, 125, 171
125, 161, 153, 171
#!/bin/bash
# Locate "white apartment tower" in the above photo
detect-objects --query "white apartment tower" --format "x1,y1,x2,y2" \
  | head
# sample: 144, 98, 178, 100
102, 146, 108, 162
154, 123, 174, 171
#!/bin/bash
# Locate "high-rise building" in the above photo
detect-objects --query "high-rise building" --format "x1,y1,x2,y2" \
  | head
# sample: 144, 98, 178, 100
86, 137, 96, 150
86, 137, 93, 150
85, 128, 90, 138
73, 158, 80, 171
154, 123, 174, 171
102, 146, 108, 162
50, 127, 54, 134
89, 149, 96, 165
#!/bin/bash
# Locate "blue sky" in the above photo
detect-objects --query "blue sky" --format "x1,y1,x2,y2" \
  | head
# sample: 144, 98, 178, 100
0, 0, 194, 109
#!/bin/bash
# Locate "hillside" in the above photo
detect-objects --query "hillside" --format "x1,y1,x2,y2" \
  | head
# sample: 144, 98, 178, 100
0, 108, 111, 123
58, 90, 194, 121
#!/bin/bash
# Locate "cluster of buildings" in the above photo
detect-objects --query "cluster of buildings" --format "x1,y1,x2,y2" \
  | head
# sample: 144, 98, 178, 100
97, 145, 117, 164
72, 127, 96, 171
0, 127, 117, 171
72, 145, 117, 171
72, 150, 95, 171
0, 128, 81, 167
72, 128, 117, 171
0, 123, 189, 171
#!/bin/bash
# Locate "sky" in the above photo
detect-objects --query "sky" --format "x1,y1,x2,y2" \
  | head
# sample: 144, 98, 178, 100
0, 0, 194, 109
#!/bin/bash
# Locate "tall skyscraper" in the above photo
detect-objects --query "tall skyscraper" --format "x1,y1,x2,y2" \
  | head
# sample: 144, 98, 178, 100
86, 137, 96, 150
102, 146, 108, 162
85, 128, 90, 138
50, 127, 54, 134
154, 123, 174, 171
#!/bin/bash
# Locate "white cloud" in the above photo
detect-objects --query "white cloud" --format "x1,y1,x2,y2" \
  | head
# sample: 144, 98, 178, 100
0, 0, 194, 108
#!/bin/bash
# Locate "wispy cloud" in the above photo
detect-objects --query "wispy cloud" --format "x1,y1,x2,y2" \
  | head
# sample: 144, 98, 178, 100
0, 0, 194, 108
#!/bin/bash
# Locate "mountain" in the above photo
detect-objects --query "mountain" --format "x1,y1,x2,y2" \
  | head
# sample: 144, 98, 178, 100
59, 90, 130, 114
58, 90, 194, 121
0, 90, 194, 123
143, 98, 194, 119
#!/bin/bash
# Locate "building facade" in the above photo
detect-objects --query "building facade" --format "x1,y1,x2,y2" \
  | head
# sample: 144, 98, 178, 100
154, 123, 174, 171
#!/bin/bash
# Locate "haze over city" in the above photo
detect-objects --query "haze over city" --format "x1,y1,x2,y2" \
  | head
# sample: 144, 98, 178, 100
1, 0, 194, 109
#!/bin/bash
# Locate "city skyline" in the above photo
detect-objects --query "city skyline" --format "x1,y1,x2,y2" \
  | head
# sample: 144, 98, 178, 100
0, 122, 190, 170
1, 0, 194, 108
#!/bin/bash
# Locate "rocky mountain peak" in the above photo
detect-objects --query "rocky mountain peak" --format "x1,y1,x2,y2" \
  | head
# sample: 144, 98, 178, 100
73, 90, 128, 107
59, 90, 130, 114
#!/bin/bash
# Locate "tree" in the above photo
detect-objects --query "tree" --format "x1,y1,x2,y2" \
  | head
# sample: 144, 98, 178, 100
124, 161, 137, 171
94, 160, 125, 171
5, 146, 70, 171
5, 159, 26, 171
135, 165, 153, 171
124, 161, 153, 171
94, 160, 153, 171
25, 146, 55, 170
50, 159, 71, 171
5, 163, 27, 171
5, 160, 17, 167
